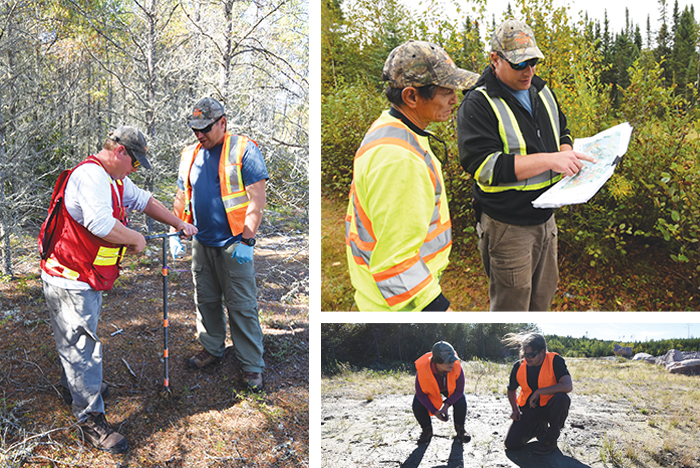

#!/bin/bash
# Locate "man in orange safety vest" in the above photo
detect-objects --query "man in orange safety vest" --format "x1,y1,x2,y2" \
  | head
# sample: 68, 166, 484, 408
504, 332, 573, 455
413, 341, 471, 444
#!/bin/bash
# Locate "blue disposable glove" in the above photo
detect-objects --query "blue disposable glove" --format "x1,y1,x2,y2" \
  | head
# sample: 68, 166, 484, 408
232, 243, 254, 264
169, 236, 185, 260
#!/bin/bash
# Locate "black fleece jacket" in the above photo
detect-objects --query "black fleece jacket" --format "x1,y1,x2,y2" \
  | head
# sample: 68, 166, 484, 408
457, 66, 573, 226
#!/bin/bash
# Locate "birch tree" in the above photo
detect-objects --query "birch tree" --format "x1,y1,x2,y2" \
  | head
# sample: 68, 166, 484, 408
0, 0, 308, 277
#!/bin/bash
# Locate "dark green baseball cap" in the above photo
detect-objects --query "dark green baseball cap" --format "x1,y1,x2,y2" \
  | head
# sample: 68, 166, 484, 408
109, 126, 151, 169
187, 97, 225, 130
382, 40, 479, 90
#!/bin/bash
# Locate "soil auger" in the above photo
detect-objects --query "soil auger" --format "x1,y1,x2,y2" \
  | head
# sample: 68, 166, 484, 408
144, 230, 184, 397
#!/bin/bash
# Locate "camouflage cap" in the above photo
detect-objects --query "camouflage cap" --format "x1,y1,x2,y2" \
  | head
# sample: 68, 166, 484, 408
491, 19, 545, 64
187, 97, 225, 130
109, 126, 151, 169
432, 341, 458, 364
382, 40, 479, 90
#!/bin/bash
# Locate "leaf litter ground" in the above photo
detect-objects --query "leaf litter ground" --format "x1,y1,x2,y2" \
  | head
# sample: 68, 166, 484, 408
0, 215, 308, 467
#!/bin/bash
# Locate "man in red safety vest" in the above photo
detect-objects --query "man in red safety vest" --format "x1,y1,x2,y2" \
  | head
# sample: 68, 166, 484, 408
504, 332, 573, 455
38, 126, 197, 454
413, 341, 471, 444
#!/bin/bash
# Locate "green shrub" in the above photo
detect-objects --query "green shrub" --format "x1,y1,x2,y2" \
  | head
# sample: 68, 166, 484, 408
321, 80, 387, 198
556, 54, 700, 287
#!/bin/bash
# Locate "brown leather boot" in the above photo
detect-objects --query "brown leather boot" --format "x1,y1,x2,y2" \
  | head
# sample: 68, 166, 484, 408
78, 413, 127, 454
188, 348, 221, 369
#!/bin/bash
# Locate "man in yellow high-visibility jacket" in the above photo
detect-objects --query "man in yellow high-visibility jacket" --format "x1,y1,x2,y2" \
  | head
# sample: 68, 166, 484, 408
345, 40, 478, 311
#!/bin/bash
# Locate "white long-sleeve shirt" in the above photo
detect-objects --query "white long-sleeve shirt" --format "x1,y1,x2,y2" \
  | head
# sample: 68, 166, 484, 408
42, 161, 151, 290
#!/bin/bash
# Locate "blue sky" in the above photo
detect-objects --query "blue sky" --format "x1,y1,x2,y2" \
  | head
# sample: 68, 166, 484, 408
538, 322, 698, 342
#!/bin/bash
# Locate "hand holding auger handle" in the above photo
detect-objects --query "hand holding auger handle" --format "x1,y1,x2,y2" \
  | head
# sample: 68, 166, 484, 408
144, 230, 184, 241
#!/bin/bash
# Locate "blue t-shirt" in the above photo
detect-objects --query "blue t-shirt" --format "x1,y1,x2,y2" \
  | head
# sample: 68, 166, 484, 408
498, 79, 533, 115
177, 139, 269, 247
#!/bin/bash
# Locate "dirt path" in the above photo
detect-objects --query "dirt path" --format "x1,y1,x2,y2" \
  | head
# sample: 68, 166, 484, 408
322, 392, 637, 468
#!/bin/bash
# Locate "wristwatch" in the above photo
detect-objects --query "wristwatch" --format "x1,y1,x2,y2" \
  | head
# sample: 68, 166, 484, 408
241, 237, 256, 247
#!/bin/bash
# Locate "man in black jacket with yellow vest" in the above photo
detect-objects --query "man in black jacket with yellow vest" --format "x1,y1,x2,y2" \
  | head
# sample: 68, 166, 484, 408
457, 20, 594, 311
504, 332, 572, 455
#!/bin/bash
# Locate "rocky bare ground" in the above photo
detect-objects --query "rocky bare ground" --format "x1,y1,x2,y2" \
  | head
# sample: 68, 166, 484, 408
322, 392, 644, 468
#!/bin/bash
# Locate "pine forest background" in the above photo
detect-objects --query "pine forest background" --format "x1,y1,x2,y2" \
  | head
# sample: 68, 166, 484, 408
321, 323, 700, 372
321, 0, 700, 305
0, 0, 309, 278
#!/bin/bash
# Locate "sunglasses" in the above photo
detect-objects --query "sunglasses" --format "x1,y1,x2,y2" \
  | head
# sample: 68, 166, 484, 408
124, 147, 140, 168
192, 116, 223, 135
112, 135, 140, 168
498, 52, 539, 71
523, 350, 541, 359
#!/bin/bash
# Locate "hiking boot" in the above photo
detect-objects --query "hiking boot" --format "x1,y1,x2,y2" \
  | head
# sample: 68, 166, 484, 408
244, 372, 264, 392
534, 439, 557, 455
61, 383, 109, 406
454, 424, 472, 443
188, 348, 220, 369
78, 412, 127, 454
417, 425, 433, 444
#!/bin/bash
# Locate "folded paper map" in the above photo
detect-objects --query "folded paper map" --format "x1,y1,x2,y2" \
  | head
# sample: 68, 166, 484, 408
532, 122, 633, 209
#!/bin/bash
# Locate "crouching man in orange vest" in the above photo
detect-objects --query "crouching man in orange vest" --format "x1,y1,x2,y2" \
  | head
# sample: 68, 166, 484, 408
504, 332, 572, 455
413, 341, 470, 444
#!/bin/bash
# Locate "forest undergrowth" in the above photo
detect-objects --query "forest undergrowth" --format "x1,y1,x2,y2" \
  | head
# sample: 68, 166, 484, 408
322, 195, 700, 311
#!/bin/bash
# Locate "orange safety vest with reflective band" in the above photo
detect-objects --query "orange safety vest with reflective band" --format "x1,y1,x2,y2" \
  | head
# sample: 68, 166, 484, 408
345, 110, 451, 311
178, 133, 253, 236
516, 351, 558, 407
415, 352, 461, 415
38, 156, 127, 291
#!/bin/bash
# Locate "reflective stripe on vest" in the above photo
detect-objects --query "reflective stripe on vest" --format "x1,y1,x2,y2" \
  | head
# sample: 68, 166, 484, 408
346, 120, 451, 306
474, 86, 562, 193
179, 133, 251, 236
44, 257, 80, 281
415, 351, 461, 415
516, 351, 558, 407
93, 246, 122, 266
220, 134, 250, 218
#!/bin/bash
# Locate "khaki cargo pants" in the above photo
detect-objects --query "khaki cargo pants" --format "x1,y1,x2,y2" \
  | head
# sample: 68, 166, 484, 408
191, 239, 265, 373
477, 213, 558, 311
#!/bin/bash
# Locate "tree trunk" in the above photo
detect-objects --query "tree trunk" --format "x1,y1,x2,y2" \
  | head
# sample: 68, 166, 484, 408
145, 0, 158, 233
221, 0, 234, 95
0, 89, 11, 277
